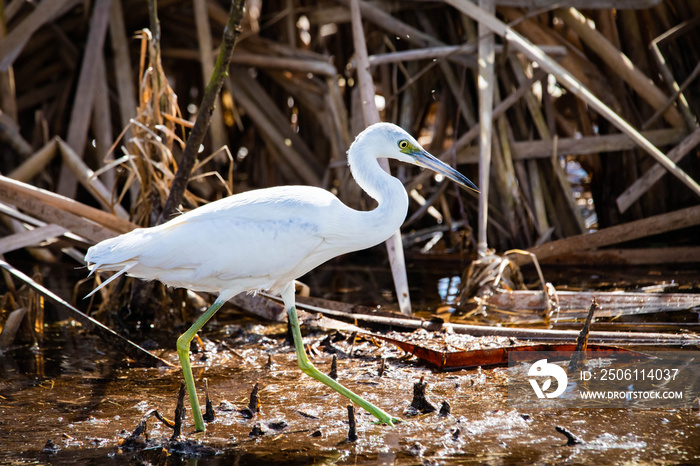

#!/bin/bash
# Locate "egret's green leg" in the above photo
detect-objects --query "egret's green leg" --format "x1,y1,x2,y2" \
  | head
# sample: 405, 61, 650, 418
284, 294, 400, 426
176, 298, 225, 432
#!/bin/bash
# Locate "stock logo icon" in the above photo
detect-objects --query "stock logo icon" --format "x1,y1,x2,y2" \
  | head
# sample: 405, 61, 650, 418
528, 359, 568, 399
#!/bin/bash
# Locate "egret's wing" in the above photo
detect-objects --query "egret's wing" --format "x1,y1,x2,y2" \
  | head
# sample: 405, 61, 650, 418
139, 215, 323, 282
85, 185, 371, 294
85, 193, 335, 293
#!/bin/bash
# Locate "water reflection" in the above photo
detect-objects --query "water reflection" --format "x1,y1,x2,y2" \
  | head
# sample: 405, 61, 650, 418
437, 275, 461, 306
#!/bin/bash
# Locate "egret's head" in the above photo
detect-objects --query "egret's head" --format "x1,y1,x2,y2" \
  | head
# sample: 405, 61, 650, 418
361, 122, 479, 193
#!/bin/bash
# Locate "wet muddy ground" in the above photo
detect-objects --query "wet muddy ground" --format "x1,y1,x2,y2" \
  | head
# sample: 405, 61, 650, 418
1, 263, 699, 464
2, 318, 700, 465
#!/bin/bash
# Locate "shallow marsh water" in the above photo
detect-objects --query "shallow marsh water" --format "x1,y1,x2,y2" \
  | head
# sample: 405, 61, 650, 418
1, 262, 699, 464
2, 317, 700, 465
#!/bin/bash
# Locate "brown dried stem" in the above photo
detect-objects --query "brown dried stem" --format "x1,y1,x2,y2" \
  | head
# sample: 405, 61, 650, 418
159, 0, 245, 223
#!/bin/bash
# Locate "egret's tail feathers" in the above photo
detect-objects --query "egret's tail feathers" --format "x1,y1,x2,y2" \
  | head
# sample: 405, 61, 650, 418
84, 263, 135, 299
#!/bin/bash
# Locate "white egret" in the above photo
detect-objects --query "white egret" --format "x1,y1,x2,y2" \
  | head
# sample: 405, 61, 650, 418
85, 122, 478, 431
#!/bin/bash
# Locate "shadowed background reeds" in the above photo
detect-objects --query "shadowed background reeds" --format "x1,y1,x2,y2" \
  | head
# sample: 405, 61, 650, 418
0, 0, 699, 335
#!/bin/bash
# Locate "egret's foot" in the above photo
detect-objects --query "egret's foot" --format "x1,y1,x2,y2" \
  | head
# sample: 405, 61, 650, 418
374, 416, 401, 427
370, 411, 401, 427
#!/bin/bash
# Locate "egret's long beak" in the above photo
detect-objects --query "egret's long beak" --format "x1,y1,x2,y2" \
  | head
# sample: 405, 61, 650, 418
414, 150, 479, 193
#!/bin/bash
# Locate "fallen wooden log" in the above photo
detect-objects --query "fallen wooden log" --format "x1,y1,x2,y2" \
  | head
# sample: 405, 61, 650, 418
537, 247, 700, 265
0, 175, 136, 237
478, 290, 700, 318
0, 185, 117, 244
524, 205, 700, 262
264, 294, 700, 346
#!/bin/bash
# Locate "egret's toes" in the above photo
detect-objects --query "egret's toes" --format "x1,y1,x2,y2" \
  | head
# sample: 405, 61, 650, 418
374, 415, 401, 427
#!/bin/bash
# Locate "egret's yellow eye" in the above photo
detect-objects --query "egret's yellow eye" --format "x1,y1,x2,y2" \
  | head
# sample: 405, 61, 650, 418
398, 140, 409, 150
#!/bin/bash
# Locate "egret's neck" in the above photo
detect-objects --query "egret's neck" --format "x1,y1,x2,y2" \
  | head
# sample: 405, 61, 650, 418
347, 136, 409, 243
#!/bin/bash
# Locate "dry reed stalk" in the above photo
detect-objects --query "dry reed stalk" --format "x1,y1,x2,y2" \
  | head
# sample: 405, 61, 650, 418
0, 114, 29, 160
452, 0, 700, 202
57, 0, 112, 199
0, 307, 26, 348
0, 0, 81, 71
228, 52, 337, 76
0, 174, 135, 232
0, 2, 16, 122
405, 68, 546, 194
453, 128, 687, 163
7, 138, 58, 182
58, 140, 128, 219
108, 0, 137, 131
0, 210, 56, 262
475, 0, 495, 255
617, 127, 700, 212
415, 15, 477, 128
496, 100, 532, 247
648, 16, 698, 128
643, 61, 700, 131
556, 8, 684, 128
322, 77, 352, 196
193, 0, 226, 152
0, 224, 67, 255
539, 247, 700, 266
498, 7, 617, 111
525, 204, 700, 263
404, 183, 448, 229
340, 0, 439, 49
111, 28, 186, 226
228, 70, 320, 185
92, 57, 115, 192
507, 57, 585, 237
159, 0, 245, 222
550, 140, 586, 235
364, 44, 566, 68
350, 0, 411, 315
505, 58, 547, 238
0, 187, 116, 244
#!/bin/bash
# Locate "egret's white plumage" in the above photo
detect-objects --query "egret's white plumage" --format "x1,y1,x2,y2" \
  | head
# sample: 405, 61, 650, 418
85, 122, 477, 431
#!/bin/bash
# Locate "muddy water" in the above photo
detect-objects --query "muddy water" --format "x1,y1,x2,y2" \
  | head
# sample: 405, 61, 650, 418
2, 261, 700, 464
2, 315, 699, 465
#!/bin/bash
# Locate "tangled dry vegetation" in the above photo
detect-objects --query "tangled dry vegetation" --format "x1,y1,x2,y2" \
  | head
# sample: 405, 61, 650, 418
0, 0, 699, 332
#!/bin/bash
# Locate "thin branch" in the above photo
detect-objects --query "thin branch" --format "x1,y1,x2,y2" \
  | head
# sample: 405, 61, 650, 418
159, 0, 245, 223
